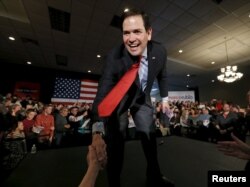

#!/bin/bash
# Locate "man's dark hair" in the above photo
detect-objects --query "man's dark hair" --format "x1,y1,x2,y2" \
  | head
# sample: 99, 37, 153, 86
120, 8, 151, 31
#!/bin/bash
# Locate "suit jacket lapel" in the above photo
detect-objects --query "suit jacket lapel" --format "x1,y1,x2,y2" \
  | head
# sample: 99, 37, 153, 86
146, 42, 155, 93
122, 47, 134, 71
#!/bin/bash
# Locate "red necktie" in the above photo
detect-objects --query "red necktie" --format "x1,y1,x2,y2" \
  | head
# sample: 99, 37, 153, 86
98, 59, 141, 117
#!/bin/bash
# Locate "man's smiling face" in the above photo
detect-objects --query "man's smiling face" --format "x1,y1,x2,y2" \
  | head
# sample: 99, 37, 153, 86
122, 15, 152, 57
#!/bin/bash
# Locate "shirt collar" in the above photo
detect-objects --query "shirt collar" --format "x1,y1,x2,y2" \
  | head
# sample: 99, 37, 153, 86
142, 47, 147, 59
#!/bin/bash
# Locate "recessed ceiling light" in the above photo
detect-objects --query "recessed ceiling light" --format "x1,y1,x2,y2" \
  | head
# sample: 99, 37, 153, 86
187, 74, 190, 77
97, 54, 101, 58
88, 70, 91, 73
9, 36, 15, 41
186, 85, 189, 88
211, 61, 215, 65
211, 80, 215, 83
124, 8, 129, 12
179, 49, 183, 53
27, 61, 32, 65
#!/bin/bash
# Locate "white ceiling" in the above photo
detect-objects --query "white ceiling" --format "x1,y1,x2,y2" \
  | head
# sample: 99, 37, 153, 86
0, 0, 250, 88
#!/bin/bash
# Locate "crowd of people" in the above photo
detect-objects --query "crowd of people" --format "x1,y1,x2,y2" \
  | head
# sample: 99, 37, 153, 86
154, 99, 250, 143
0, 92, 250, 185
0, 93, 93, 180
0, 92, 249, 166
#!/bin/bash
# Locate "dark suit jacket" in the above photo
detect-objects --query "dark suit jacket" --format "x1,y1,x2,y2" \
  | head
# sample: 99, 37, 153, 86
92, 41, 168, 121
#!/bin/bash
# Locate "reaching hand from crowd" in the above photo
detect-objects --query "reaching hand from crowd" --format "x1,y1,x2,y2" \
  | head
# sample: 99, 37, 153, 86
217, 133, 250, 160
87, 145, 106, 170
91, 134, 107, 168
79, 145, 107, 187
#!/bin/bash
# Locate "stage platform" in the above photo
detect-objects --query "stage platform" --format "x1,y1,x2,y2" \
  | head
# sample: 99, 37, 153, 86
2, 136, 247, 187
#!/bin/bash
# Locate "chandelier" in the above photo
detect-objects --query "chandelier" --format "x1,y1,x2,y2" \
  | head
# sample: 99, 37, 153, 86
217, 37, 243, 83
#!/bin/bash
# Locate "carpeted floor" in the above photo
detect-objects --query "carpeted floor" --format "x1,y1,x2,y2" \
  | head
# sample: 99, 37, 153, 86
2, 136, 247, 187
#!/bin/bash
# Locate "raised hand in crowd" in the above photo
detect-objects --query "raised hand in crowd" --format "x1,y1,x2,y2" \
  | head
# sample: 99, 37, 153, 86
217, 133, 250, 160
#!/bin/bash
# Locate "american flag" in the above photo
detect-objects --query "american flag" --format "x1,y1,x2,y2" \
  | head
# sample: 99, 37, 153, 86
51, 77, 98, 104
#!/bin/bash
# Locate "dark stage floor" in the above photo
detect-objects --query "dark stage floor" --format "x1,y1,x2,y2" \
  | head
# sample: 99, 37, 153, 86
2, 136, 247, 187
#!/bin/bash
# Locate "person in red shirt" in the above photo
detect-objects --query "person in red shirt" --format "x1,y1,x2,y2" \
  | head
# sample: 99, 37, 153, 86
23, 109, 37, 151
34, 104, 55, 145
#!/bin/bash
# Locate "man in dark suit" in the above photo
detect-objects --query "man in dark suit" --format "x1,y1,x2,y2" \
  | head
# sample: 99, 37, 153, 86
91, 8, 174, 187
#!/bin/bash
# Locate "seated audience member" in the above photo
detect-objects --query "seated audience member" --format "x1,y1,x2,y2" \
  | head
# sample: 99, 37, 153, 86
207, 106, 219, 143
5, 119, 26, 140
68, 106, 89, 135
54, 107, 70, 147
188, 107, 200, 127
79, 145, 107, 187
3, 103, 22, 131
233, 108, 248, 142
1, 118, 27, 171
180, 109, 190, 128
155, 102, 163, 124
180, 109, 191, 136
22, 109, 37, 151
217, 133, 250, 172
196, 107, 212, 141
214, 103, 238, 141
78, 108, 92, 135
0, 98, 12, 115
197, 108, 212, 127
68, 106, 82, 134
169, 108, 181, 135
53, 103, 64, 117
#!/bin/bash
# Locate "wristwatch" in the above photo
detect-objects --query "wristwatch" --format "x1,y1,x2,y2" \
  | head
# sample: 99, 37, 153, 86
92, 131, 104, 137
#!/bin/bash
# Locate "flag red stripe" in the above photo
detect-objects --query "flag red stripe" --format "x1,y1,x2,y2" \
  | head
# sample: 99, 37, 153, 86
81, 91, 97, 94
81, 85, 98, 89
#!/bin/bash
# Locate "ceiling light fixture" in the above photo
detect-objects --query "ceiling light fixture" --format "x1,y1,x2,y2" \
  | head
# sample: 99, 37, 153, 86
88, 70, 91, 73
27, 61, 32, 65
97, 54, 101, 58
124, 8, 129, 12
211, 61, 215, 65
179, 49, 183, 53
217, 37, 243, 83
9, 36, 15, 41
187, 74, 190, 77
